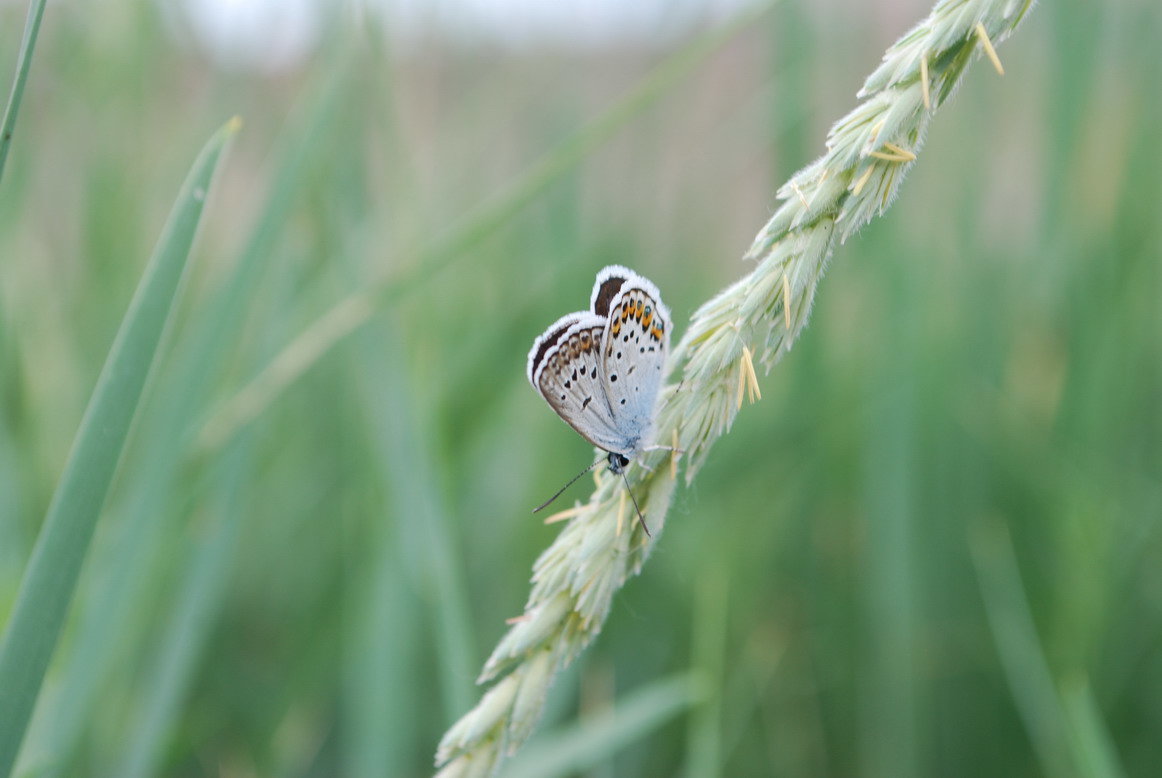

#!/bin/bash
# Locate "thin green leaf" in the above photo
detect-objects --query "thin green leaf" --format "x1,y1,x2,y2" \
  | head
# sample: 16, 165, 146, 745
114, 437, 253, 778
352, 315, 476, 720
0, 0, 47, 184
686, 568, 729, 777
970, 519, 1079, 778
1061, 678, 1127, 778
0, 117, 239, 778
505, 674, 707, 778
859, 261, 920, 778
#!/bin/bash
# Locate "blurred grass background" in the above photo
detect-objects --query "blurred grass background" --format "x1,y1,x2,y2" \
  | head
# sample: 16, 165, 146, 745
1, 0, 1160, 776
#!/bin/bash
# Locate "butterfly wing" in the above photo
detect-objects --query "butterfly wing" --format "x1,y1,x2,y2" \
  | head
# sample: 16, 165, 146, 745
592, 268, 671, 451
527, 312, 631, 455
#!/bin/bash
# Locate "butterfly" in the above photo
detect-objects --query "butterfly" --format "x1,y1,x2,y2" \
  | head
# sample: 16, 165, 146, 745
526, 266, 671, 533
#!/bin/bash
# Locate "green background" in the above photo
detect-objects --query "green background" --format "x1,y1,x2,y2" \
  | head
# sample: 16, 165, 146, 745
1, 1, 1159, 776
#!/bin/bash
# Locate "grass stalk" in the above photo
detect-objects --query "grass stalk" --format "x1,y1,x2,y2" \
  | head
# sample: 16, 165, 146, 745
434, 1, 1036, 774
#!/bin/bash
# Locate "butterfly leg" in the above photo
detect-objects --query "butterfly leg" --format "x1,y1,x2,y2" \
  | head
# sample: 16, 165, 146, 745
645, 429, 684, 480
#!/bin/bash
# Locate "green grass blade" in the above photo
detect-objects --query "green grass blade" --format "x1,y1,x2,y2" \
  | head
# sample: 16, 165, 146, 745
31, 63, 348, 768
114, 437, 252, 778
686, 567, 728, 777
0, 117, 238, 778
1061, 678, 1127, 778
0, 0, 47, 185
342, 542, 421, 777
353, 316, 476, 719
969, 519, 1078, 778
505, 673, 706, 778
859, 261, 919, 778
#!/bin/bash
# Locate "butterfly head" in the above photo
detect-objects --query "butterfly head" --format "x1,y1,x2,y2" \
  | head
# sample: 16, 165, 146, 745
606, 452, 631, 474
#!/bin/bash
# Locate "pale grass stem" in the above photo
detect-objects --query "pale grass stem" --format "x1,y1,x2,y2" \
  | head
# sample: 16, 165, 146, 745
435, 1, 1034, 774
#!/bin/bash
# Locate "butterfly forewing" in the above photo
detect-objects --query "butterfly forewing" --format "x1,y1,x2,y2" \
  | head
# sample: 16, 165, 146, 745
600, 279, 670, 446
528, 312, 630, 454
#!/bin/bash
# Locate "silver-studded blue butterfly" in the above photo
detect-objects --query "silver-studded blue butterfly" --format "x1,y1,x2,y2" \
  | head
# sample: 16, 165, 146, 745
527, 266, 671, 532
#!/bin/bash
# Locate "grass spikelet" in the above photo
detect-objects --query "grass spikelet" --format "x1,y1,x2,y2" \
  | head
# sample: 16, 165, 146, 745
434, 0, 1035, 773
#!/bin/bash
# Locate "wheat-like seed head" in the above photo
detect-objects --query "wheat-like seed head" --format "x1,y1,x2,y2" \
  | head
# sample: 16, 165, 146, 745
435, 1, 1034, 774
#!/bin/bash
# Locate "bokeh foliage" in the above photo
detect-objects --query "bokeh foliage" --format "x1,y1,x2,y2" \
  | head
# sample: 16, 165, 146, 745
1, 1, 1159, 776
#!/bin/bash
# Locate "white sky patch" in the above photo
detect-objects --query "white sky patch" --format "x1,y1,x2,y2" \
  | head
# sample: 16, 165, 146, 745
374, 0, 759, 48
177, 0, 322, 71
173, 0, 759, 69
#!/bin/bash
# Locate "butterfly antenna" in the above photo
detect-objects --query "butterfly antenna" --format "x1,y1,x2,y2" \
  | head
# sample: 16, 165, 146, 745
533, 458, 603, 514
621, 470, 651, 537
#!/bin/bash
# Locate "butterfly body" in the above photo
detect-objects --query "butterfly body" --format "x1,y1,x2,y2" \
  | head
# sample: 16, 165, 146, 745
527, 266, 671, 467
